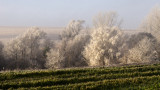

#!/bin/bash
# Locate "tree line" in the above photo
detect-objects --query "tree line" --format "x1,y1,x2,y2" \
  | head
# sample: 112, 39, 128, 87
0, 6, 160, 70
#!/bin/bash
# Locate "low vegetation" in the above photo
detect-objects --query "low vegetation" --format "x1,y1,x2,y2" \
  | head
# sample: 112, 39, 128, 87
0, 63, 160, 89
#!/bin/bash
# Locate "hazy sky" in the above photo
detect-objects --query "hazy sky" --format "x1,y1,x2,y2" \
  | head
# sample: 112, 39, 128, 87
0, 0, 160, 29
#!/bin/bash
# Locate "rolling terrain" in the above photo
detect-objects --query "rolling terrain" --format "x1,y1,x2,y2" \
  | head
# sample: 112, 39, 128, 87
0, 63, 160, 89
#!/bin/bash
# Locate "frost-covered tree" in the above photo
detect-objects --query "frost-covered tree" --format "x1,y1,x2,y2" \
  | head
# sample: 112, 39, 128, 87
127, 33, 158, 63
141, 6, 160, 42
83, 12, 123, 67
46, 20, 89, 68
93, 11, 122, 28
83, 26, 122, 66
63, 34, 89, 67
46, 34, 89, 69
46, 48, 64, 69
4, 27, 48, 69
141, 6, 160, 60
119, 33, 158, 64
41, 38, 54, 58
60, 20, 85, 40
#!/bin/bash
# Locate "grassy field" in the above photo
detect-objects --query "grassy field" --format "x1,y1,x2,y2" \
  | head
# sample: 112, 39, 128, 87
0, 63, 160, 90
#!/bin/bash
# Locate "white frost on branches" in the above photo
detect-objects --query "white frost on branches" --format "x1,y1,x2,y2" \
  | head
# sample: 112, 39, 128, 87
141, 6, 160, 61
127, 37, 158, 63
46, 20, 89, 68
60, 20, 85, 39
93, 11, 122, 28
4, 27, 48, 68
141, 6, 160, 42
83, 26, 122, 66
83, 12, 123, 66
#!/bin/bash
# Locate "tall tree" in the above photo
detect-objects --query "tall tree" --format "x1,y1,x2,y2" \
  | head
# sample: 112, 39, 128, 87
46, 20, 89, 68
83, 12, 123, 66
83, 26, 122, 66
141, 6, 160, 60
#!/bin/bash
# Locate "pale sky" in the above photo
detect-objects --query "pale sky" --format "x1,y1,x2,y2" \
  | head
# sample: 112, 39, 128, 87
0, 0, 160, 29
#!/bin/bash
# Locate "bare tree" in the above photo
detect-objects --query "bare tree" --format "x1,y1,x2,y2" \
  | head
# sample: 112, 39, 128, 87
93, 11, 122, 28
141, 6, 160, 42
141, 6, 160, 60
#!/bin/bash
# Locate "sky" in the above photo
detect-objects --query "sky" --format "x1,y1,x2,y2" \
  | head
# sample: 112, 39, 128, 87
0, 0, 160, 29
